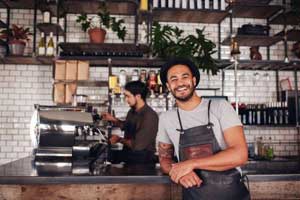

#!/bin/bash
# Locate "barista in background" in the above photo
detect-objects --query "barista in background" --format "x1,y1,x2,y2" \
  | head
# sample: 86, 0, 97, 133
101, 81, 159, 164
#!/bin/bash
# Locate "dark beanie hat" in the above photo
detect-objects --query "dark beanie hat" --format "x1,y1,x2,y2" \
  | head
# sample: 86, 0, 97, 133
160, 58, 200, 86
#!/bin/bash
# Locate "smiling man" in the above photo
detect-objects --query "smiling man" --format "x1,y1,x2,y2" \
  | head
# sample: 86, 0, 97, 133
156, 58, 250, 200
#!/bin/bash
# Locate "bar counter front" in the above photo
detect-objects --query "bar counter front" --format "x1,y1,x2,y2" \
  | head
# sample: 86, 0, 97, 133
0, 156, 300, 200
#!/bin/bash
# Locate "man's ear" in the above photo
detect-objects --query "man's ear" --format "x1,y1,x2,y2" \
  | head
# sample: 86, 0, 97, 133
192, 77, 196, 86
135, 94, 142, 100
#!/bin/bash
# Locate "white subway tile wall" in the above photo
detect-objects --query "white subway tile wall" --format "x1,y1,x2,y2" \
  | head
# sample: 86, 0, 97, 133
0, 0, 299, 164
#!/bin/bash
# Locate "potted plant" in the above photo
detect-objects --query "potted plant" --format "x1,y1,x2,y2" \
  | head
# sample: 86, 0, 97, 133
76, 5, 127, 43
0, 24, 32, 55
150, 22, 218, 75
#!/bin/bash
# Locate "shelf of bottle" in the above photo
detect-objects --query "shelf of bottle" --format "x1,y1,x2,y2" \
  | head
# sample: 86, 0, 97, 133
0, 55, 54, 65
228, 4, 282, 19
222, 60, 300, 71
274, 29, 300, 42
243, 124, 297, 129
270, 11, 300, 25
141, 8, 228, 24
37, 23, 65, 36
222, 35, 282, 47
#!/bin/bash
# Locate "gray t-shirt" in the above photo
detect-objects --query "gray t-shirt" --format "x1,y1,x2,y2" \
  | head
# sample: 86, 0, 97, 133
157, 99, 242, 160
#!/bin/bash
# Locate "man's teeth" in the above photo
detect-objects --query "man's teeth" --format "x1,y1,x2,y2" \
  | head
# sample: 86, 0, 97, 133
177, 87, 186, 91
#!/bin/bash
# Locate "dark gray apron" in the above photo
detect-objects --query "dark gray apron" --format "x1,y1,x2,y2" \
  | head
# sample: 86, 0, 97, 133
177, 100, 250, 200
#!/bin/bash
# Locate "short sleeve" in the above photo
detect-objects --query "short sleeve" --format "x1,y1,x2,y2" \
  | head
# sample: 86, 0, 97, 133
156, 112, 172, 144
216, 100, 243, 131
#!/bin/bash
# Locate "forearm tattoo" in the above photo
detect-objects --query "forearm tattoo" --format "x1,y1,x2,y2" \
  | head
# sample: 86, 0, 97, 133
158, 142, 174, 159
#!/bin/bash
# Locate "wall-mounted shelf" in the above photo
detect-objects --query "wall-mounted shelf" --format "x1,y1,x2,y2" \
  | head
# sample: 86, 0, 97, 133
222, 60, 300, 71
222, 35, 282, 47
149, 8, 228, 24
0, 55, 54, 65
37, 23, 64, 36
270, 11, 300, 25
62, 0, 137, 15
228, 4, 282, 19
275, 29, 300, 42
59, 43, 149, 58
0, 0, 34, 9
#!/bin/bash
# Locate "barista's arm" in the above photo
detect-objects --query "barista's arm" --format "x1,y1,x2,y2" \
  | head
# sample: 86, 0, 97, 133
169, 126, 248, 183
101, 112, 125, 129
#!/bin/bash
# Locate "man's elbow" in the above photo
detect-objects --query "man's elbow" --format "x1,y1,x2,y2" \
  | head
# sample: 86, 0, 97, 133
237, 149, 248, 166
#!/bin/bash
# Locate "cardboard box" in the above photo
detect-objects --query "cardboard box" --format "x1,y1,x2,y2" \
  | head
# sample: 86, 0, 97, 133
77, 60, 89, 80
54, 60, 66, 80
53, 82, 65, 104
65, 82, 77, 104
66, 60, 78, 80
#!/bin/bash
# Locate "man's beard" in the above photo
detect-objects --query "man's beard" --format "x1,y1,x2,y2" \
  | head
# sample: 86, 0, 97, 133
171, 85, 195, 102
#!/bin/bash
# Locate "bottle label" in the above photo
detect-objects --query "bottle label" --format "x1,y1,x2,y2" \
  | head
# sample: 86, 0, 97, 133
43, 11, 50, 23
46, 47, 54, 56
38, 47, 45, 56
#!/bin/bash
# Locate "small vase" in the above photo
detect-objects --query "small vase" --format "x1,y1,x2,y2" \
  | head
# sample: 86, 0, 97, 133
88, 28, 106, 43
9, 40, 26, 55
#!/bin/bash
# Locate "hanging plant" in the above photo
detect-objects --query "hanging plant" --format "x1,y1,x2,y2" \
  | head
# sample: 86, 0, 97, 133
150, 22, 218, 75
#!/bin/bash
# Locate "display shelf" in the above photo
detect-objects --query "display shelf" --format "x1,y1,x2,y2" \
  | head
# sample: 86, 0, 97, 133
274, 29, 300, 41
0, 55, 54, 65
38, 2, 66, 18
222, 35, 282, 47
59, 43, 150, 58
228, 4, 282, 19
221, 59, 300, 71
0, 20, 7, 28
62, 0, 137, 15
270, 11, 300, 25
37, 23, 64, 36
77, 80, 108, 87
0, 0, 34, 9
58, 56, 165, 67
149, 8, 228, 24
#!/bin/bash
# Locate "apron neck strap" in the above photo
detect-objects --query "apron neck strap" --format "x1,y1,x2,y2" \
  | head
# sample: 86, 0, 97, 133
208, 100, 212, 124
176, 108, 184, 132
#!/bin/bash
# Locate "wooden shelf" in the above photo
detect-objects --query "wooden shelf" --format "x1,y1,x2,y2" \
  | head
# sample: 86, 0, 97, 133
222, 35, 282, 47
0, 0, 34, 9
150, 8, 228, 24
221, 59, 300, 71
0, 20, 7, 28
59, 42, 149, 58
77, 80, 108, 87
58, 56, 165, 67
0, 55, 54, 65
228, 4, 282, 19
270, 11, 300, 25
37, 23, 64, 36
62, 0, 137, 15
275, 29, 300, 42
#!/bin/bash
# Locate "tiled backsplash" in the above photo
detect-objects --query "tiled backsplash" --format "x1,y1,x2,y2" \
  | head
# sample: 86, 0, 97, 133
0, 0, 299, 164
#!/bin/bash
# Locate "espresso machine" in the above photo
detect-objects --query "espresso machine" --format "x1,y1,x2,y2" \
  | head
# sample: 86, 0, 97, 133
31, 105, 108, 175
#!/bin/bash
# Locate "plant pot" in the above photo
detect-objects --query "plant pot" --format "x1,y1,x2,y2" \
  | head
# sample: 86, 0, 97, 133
8, 40, 26, 55
88, 28, 106, 43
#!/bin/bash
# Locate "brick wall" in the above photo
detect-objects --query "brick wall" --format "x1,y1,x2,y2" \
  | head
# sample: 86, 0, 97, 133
0, 0, 299, 164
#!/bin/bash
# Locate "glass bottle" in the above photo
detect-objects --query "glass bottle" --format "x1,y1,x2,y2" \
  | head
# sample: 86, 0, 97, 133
148, 70, 157, 91
119, 69, 127, 88
38, 32, 46, 56
43, 10, 51, 23
46, 32, 55, 56
131, 69, 139, 81
140, 69, 147, 84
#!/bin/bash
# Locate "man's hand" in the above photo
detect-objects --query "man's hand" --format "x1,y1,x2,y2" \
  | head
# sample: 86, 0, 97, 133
169, 160, 195, 183
101, 112, 116, 122
109, 135, 121, 144
179, 171, 202, 188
